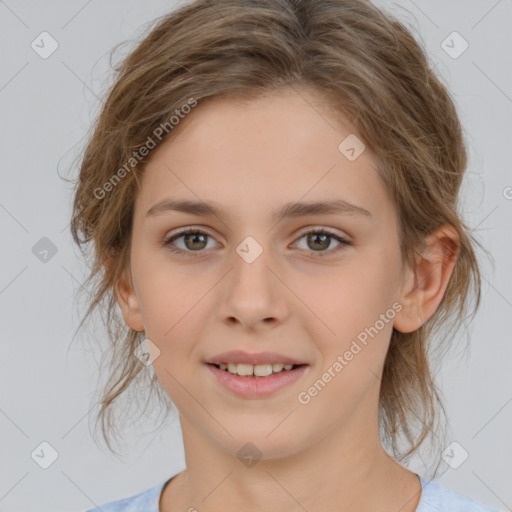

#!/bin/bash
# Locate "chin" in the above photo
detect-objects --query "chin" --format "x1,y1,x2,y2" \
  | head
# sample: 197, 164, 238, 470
211, 421, 309, 462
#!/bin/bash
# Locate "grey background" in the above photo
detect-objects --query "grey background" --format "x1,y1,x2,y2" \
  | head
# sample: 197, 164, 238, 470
0, 0, 511, 511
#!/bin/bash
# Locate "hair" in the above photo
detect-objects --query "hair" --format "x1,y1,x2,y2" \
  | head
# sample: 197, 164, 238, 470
69, 0, 488, 475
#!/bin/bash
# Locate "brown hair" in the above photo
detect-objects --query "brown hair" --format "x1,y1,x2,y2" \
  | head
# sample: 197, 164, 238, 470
69, 0, 487, 474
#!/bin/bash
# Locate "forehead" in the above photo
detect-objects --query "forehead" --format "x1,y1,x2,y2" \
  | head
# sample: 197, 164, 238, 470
136, 87, 392, 224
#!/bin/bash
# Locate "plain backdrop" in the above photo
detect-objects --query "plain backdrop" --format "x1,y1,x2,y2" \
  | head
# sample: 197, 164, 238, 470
0, 0, 511, 511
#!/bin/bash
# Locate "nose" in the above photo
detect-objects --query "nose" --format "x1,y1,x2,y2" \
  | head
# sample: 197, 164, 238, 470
216, 243, 290, 331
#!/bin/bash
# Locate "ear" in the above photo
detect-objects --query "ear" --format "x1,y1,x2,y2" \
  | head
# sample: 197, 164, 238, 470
113, 262, 145, 332
393, 224, 460, 333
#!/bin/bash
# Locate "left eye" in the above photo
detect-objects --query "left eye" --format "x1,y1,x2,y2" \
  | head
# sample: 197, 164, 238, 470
164, 227, 217, 254
293, 229, 350, 256
163, 227, 351, 257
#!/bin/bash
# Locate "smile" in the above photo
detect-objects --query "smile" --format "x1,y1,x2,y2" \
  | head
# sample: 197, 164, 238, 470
206, 363, 309, 398
212, 362, 301, 377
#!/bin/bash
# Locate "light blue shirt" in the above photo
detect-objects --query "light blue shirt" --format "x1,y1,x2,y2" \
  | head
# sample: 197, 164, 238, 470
84, 474, 503, 511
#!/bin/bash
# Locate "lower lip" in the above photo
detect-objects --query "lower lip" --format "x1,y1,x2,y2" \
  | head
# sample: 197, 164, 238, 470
206, 364, 309, 398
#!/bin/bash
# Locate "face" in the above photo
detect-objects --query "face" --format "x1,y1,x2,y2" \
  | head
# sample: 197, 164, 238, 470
116, 86, 411, 460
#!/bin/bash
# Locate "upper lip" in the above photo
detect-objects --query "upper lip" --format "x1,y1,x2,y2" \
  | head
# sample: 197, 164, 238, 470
206, 350, 308, 366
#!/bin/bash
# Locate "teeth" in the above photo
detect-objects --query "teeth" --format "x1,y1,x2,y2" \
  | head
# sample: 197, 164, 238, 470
232, 363, 252, 376
219, 362, 298, 376
254, 364, 273, 377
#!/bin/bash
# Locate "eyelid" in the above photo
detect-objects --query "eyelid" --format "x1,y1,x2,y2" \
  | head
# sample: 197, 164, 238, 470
294, 225, 349, 240
165, 225, 218, 241
164, 225, 221, 252
163, 225, 351, 257
290, 226, 351, 257
164, 225, 349, 241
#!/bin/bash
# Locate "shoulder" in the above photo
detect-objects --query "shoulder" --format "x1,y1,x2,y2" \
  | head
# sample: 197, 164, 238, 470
416, 475, 502, 512
83, 478, 169, 512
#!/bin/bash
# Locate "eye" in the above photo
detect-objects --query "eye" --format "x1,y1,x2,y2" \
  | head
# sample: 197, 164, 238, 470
163, 227, 217, 255
292, 228, 351, 257
163, 226, 351, 257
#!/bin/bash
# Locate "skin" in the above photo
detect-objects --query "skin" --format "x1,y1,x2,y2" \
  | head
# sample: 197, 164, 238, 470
114, 85, 460, 512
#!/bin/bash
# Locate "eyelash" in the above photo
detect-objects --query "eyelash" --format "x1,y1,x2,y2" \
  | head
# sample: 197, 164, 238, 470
163, 226, 352, 258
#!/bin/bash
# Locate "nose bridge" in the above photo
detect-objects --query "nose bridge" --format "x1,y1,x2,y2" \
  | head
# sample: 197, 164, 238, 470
217, 235, 288, 327
231, 236, 275, 302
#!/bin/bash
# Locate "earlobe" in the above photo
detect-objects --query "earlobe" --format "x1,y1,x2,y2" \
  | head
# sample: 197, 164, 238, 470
114, 271, 145, 332
393, 225, 460, 334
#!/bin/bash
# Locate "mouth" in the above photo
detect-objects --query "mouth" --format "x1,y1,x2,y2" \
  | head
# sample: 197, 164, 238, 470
205, 361, 309, 398
207, 362, 306, 377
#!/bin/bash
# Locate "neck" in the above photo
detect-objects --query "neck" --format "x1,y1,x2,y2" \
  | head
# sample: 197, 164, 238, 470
160, 416, 422, 512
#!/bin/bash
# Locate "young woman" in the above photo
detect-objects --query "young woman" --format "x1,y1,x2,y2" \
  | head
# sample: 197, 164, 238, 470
71, 0, 500, 510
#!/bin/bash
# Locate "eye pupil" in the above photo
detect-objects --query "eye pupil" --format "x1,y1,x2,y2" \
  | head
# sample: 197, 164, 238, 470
166, 228, 346, 257
185, 233, 207, 250
308, 233, 330, 251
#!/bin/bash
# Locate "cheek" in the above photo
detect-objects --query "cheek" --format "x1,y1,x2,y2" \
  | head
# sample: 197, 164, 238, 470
300, 289, 394, 417
304, 254, 398, 381
134, 255, 209, 334
134, 275, 211, 402
314, 257, 397, 334
148, 311, 207, 410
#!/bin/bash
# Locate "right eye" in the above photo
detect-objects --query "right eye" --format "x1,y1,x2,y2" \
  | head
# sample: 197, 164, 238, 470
163, 226, 352, 258
163, 227, 218, 256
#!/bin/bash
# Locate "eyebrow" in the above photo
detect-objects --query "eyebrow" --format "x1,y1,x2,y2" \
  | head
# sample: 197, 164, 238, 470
145, 197, 372, 222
